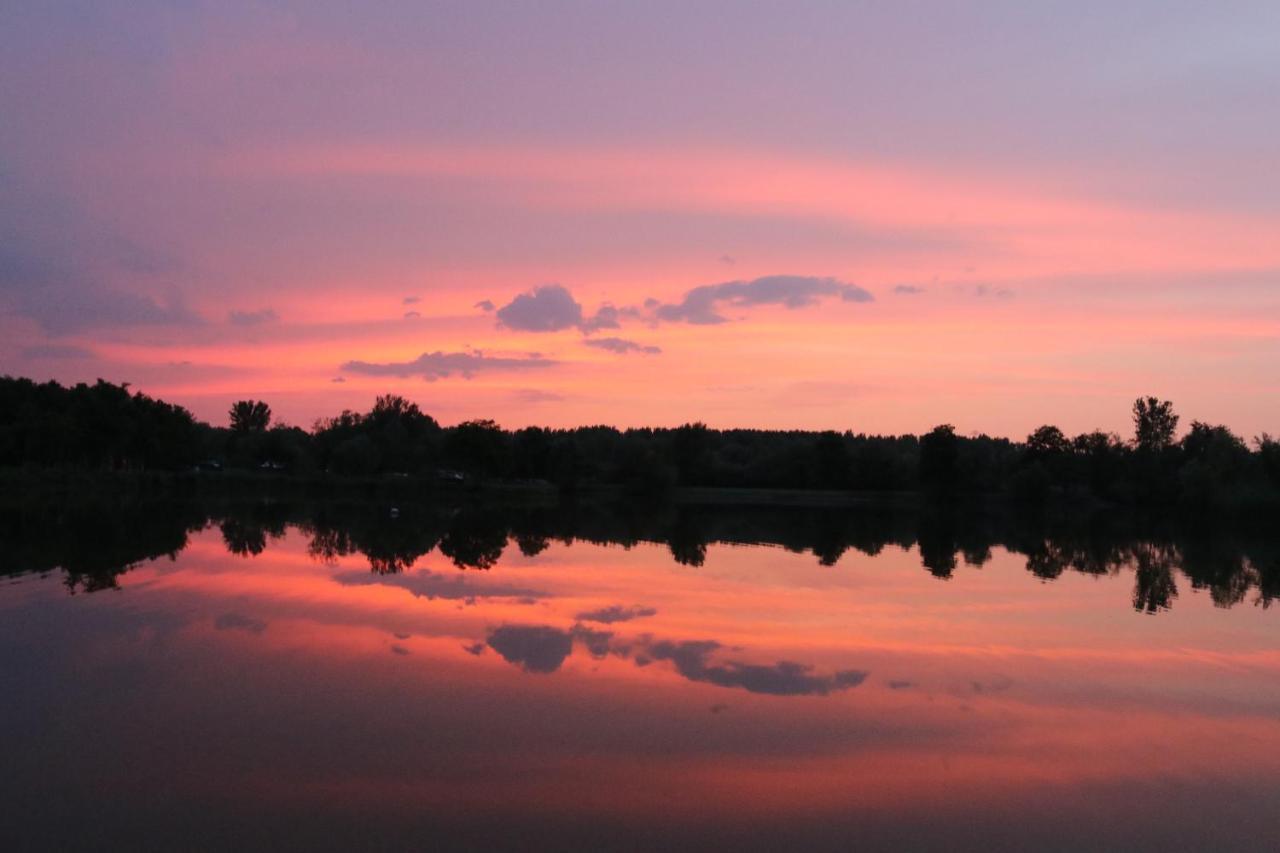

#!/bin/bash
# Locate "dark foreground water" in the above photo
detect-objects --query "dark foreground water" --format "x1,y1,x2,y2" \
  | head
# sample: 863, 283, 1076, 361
2, 499, 1279, 851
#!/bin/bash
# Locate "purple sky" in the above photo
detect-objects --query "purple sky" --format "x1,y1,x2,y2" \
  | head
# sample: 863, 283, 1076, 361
2, 1, 1278, 436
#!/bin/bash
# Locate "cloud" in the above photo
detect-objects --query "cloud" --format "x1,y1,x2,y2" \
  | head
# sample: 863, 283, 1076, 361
228, 307, 278, 326
485, 623, 625, 673
334, 569, 549, 602
643, 640, 868, 696
489, 276, 872, 339
583, 337, 661, 355
492, 285, 623, 335
0, 178, 200, 334
403, 296, 421, 305
5, 278, 203, 334
650, 275, 873, 324
580, 304, 621, 333
571, 624, 615, 659
893, 284, 925, 295
20, 343, 95, 359
887, 679, 916, 690
482, 622, 867, 695
495, 284, 584, 332
576, 605, 657, 624
486, 625, 575, 673
341, 350, 557, 381
213, 612, 268, 634
474, 299, 495, 312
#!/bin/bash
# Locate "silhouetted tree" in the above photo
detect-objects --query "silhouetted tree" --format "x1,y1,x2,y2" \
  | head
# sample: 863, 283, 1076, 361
511, 426, 553, 480
366, 394, 440, 472
1178, 421, 1252, 508
446, 419, 508, 478
0, 376, 198, 470
1025, 425, 1070, 459
670, 422, 712, 485
331, 434, 381, 476
1073, 430, 1126, 497
230, 400, 271, 432
1258, 433, 1280, 488
1013, 424, 1074, 503
919, 424, 959, 492
614, 433, 677, 495
813, 431, 853, 489
1132, 397, 1178, 451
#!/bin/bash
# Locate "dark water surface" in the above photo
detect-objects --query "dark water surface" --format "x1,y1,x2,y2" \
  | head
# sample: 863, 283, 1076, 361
3, 500, 1278, 851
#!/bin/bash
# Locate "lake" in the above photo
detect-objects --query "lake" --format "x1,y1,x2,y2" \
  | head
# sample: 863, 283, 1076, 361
2, 499, 1278, 851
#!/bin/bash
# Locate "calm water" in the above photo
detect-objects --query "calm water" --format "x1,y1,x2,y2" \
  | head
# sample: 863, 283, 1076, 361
2, 500, 1278, 851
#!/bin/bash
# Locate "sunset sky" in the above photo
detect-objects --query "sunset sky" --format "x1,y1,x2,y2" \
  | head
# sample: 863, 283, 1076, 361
2, 1, 1278, 437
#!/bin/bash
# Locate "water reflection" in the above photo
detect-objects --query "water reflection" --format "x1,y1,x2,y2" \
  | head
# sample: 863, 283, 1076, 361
3, 499, 1277, 613
2, 498, 1279, 850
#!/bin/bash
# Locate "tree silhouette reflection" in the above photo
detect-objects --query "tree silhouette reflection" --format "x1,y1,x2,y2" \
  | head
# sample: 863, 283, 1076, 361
4, 498, 1280, 612
438, 509, 508, 570
220, 518, 269, 557
1132, 543, 1179, 613
0, 502, 205, 593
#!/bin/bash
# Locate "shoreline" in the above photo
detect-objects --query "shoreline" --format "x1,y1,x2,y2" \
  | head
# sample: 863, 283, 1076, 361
8, 467, 1276, 520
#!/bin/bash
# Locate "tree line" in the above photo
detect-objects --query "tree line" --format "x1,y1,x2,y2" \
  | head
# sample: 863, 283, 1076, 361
2, 375, 1278, 508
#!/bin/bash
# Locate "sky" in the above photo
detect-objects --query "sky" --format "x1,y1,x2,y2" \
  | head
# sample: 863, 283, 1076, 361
1, 0, 1278, 437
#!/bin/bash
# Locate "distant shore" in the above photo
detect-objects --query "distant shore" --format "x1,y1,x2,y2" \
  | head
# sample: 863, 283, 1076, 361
0, 466, 919, 504
0, 466, 1151, 515
3, 377, 1278, 513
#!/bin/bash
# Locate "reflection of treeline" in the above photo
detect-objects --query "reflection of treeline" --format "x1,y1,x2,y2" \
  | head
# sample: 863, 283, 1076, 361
4, 377, 1280, 510
0, 501, 208, 593
4, 497, 1278, 613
